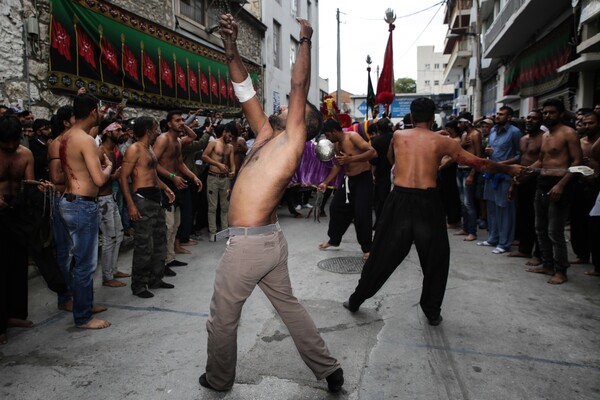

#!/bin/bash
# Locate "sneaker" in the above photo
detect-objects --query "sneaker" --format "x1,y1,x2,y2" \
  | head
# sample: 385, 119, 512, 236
294, 204, 302, 211
302, 203, 313, 209
492, 247, 506, 254
209, 234, 217, 242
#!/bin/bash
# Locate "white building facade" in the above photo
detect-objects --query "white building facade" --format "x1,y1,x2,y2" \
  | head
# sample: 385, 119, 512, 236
416, 46, 454, 95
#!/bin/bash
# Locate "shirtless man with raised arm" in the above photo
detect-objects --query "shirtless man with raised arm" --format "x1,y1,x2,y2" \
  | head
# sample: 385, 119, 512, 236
526, 98, 583, 284
58, 93, 112, 329
201, 124, 235, 240
317, 118, 377, 260
343, 98, 524, 326
199, 14, 343, 393
120, 117, 175, 298
153, 111, 202, 264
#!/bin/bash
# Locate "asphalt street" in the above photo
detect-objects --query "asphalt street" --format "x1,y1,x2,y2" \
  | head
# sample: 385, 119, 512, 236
1, 208, 599, 400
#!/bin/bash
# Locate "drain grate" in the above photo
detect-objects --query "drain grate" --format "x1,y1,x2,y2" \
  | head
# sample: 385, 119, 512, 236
317, 256, 364, 274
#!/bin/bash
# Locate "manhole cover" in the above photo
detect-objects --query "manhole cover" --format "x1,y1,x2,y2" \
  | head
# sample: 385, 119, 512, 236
317, 257, 364, 274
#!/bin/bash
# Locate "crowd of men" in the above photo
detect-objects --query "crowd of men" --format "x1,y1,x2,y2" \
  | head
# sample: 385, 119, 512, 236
2, 12, 600, 394
1, 96, 599, 340
0, 97, 253, 340
435, 102, 600, 286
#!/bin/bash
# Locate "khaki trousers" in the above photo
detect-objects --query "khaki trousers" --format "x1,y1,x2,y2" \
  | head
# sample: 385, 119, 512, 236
207, 174, 230, 235
205, 229, 339, 390
164, 206, 180, 264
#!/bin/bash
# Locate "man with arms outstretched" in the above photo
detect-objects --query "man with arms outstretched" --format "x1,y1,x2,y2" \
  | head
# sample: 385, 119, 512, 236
343, 98, 524, 325
59, 93, 112, 329
199, 14, 343, 393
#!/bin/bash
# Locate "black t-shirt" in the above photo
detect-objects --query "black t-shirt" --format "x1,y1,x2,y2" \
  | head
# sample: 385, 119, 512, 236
370, 133, 393, 181
29, 136, 49, 181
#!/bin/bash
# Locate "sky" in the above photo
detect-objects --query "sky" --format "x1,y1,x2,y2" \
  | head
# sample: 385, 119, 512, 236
317, 0, 449, 96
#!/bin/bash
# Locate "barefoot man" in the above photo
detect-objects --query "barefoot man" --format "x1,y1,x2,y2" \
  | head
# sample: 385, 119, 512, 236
153, 111, 202, 270
526, 99, 583, 285
199, 14, 344, 393
98, 122, 129, 288
342, 98, 524, 325
202, 124, 235, 240
59, 93, 112, 329
0, 115, 35, 344
508, 110, 544, 264
317, 118, 377, 260
120, 117, 175, 298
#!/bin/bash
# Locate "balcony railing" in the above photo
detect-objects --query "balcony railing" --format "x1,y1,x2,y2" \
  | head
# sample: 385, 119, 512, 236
484, 0, 527, 50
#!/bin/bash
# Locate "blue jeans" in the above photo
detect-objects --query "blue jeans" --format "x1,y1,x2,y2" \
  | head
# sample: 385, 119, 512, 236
456, 168, 478, 235
58, 197, 99, 326
53, 197, 72, 305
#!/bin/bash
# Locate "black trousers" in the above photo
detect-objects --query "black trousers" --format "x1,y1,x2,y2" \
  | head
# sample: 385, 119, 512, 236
515, 177, 540, 256
570, 180, 599, 261
327, 171, 373, 253
439, 164, 461, 225
590, 215, 600, 273
373, 177, 391, 229
349, 186, 450, 320
0, 208, 30, 334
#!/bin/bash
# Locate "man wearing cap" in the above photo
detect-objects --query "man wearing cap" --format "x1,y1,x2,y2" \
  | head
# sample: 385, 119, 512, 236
98, 121, 130, 288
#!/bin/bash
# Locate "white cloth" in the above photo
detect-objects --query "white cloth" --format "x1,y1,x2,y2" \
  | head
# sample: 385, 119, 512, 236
590, 192, 600, 216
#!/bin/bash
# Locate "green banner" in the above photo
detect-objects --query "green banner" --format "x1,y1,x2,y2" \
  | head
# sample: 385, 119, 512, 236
48, 0, 258, 112
503, 20, 573, 97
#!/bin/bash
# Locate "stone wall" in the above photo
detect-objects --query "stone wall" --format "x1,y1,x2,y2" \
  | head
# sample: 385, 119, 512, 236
0, 0, 263, 121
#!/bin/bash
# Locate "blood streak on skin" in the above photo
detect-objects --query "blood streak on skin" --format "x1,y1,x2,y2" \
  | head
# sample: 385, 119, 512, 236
59, 136, 80, 189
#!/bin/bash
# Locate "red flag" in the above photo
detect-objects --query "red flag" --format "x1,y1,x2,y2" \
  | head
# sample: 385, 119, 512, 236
143, 53, 157, 85
375, 23, 395, 108
219, 77, 227, 98
188, 67, 198, 94
200, 72, 208, 95
210, 74, 218, 96
77, 26, 96, 68
123, 45, 139, 81
176, 63, 186, 90
101, 38, 119, 75
51, 19, 71, 61
161, 59, 173, 89
228, 80, 235, 100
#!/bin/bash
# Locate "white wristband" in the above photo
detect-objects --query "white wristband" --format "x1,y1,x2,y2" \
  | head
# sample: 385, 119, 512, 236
231, 75, 256, 103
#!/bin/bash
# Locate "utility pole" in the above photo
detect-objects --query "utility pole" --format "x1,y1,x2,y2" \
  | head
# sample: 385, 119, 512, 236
336, 8, 341, 106
473, 0, 482, 117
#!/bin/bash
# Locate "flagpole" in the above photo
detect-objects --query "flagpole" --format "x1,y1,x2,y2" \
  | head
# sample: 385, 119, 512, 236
141, 41, 145, 93
98, 26, 104, 83
74, 16, 79, 78
208, 65, 212, 105
173, 53, 178, 100
196, 61, 203, 104
218, 69, 221, 104
186, 58, 191, 102
226, 71, 230, 107
158, 48, 162, 97
121, 33, 125, 88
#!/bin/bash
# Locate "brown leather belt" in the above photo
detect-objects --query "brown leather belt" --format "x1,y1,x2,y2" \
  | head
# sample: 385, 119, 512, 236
208, 170, 228, 178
